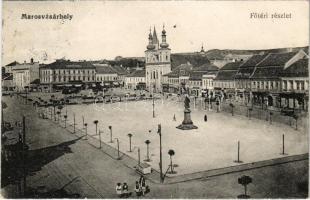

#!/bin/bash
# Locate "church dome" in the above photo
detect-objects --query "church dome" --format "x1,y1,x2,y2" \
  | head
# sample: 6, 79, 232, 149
160, 42, 169, 48
147, 31, 155, 50
147, 44, 156, 50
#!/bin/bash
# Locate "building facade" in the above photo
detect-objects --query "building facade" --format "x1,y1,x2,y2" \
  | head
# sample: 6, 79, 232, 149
12, 59, 40, 91
249, 50, 308, 109
213, 61, 243, 98
39, 59, 96, 90
145, 26, 171, 93
125, 69, 146, 90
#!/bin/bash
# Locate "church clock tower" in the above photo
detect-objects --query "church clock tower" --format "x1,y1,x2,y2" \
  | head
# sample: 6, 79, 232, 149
145, 25, 171, 93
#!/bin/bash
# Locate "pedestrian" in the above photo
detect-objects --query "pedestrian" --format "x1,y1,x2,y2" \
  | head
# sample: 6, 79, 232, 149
122, 182, 129, 198
204, 114, 207, 122
139, 176, 146, 196
135, 181, 141, 197
173, 114, 176, 121
116, 183, 122, 198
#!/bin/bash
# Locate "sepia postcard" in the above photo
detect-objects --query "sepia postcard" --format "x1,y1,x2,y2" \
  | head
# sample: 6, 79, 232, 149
1, 0, 309, 198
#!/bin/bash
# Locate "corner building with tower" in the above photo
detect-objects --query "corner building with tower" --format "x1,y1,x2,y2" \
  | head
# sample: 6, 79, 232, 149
145, 26, 172, 93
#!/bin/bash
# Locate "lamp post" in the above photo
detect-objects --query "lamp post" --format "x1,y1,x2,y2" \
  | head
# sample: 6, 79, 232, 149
157, 124, 163, 183
109, 126, 113, 143
115, 138, 120, 160
152, 96, 155, 118
82, 116, 84, 128
84, 123, 88, 140
138, 147, 141, 166
98, 129, 102, 149
73, 113, 76, 133
64, 115, 67, 128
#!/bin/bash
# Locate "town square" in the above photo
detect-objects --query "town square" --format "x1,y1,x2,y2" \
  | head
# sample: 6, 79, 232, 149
1, 1, 309, 199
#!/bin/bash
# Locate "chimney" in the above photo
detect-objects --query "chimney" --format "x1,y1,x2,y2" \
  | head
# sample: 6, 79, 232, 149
30, 58, 34, 63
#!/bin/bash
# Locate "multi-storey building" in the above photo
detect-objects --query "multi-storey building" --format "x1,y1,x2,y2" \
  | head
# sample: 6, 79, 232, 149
3, 61, 19, 74
95, 64, 118, 87
145, 26, 171, 93
39, 59, 96, 91
163, 63, 193, 94
250, 50, 308, 108
124, 69, 146, 90
280, 58, 309, 110
12, 58, 40, 91
234, 54, 269, 103
213, 61, 243, 98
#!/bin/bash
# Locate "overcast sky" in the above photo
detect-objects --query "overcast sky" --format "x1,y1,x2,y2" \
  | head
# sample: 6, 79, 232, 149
2, 1, 309, 65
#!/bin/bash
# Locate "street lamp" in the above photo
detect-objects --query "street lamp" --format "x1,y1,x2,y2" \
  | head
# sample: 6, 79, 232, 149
115, 138, 121, 160
84, 123, 88, 140
132, 146, 141, 166
73, 113, 76, 133
152, 96, 155, 118
109, 126, 113, 143
62, 114, 67, 128
157, 124, 163, 183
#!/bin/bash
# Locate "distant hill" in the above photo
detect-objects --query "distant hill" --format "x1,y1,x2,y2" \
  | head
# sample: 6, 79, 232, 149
103, 46, 308, 70
205, 46, 308, 60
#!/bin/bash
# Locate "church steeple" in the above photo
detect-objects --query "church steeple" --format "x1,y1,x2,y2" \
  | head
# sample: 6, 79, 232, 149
152, 26, 159, 49
160, 24, 169, 49
200, 43, 205, 52
147, 27, 155, 50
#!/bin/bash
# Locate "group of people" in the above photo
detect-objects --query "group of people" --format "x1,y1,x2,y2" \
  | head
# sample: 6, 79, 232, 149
116, 175, 149, 198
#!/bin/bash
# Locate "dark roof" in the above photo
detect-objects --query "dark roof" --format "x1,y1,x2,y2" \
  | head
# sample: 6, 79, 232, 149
239, 54, 269, 68
164, 63, 193, 78
112, 65, 128, 75
126, 70, 145, 77
234, 54, 268, 79
96, 66, 118, 74
41, 60, 96, 69
250, 66, 283, 80
170, 54, 210, 69
281, 58, 308, 77
221, 61, 243, 70
194, 63, 219, 72
214, 61, 242, 80
189, 71, 204, 81
215, 71, 238, 80
6, 61, 19, 66
256, 52, 297, 67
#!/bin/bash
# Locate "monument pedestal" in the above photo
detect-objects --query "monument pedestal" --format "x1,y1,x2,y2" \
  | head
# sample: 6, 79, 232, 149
176, 108, 198, 130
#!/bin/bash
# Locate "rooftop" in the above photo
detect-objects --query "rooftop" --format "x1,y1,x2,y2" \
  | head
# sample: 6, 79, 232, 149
256, 52, 297, 67
126, 69, 145, 77
41, 60, 96, 69
281, 58, 308, 78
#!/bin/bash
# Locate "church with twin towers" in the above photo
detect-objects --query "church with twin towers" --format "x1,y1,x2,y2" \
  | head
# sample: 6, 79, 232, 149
145, 25, 171, 93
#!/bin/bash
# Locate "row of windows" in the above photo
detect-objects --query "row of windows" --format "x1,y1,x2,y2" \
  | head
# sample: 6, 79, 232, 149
54, 76, 95, 82
234, 80, 308, 91
168, 79, 179, 84
282, 80, 308, 91
214, 81, 235, 89
127, 77, 145, 82
96, 76, 117, 81
190, 81, 202, 86
146, 53, 170, 63
147, 71, 163, 79
203, 79, 214, 87
252, 81, 279, 90
41, 69, 95, 75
